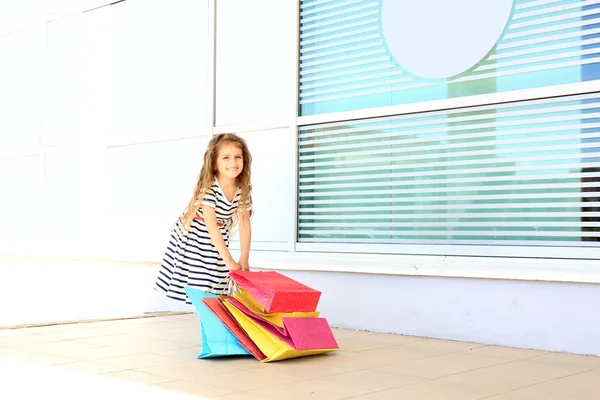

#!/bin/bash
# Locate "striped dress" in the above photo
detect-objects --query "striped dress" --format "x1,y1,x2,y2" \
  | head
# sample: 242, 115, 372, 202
155, 179, 248, 303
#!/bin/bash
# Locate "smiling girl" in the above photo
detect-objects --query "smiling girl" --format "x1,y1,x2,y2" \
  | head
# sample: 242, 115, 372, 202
155, 134, 253, 302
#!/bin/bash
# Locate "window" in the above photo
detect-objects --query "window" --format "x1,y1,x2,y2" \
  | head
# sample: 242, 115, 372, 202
298, 92, 600, 258
299, 0, 600, 115
298, 0, 600, 259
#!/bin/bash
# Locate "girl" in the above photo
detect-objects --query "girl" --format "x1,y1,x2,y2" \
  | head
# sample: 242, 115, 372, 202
155, 133, 253, 302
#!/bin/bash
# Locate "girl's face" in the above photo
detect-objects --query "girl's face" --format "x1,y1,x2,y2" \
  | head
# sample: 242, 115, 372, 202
215, 142, 243, 180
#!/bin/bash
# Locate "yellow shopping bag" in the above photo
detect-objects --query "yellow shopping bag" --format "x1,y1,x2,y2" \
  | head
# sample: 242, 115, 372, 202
222, 300, 337, 362
232, 285, 319, 328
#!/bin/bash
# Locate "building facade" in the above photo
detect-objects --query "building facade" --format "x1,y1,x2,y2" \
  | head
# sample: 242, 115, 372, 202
1, 0, 599, 354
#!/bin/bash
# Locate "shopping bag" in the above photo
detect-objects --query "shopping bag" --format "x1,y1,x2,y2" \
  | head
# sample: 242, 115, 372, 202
225, 297, 339, 351
233, 286, 319, 328
229, 271, 321, 313
202, 297, 267, 361
222, 300, 338, 362
184, 286, 250, 359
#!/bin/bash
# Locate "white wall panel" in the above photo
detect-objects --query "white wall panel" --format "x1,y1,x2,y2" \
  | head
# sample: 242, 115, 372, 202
80, 5, 112, 148
46, 9, 113, 148
110, 0, 209, 143
46, 0, 114, 17
215, 0, 297, 127
0, 156, 43, 241
0, 27, 44, 155
0, 0, 45, 35
46, 15, 82, 147
0, 0, 114, 35
44, 153, 80, 241
229, 128, 296, 252
106, 137, 209, 260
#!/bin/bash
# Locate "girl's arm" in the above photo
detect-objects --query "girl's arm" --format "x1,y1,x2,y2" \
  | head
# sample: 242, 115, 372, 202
202, 205, 241, 271
238, 212, 252, 271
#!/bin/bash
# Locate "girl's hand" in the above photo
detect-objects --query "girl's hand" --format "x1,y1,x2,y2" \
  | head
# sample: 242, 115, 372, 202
225, 259, 242, 271
239, 260, 250, 271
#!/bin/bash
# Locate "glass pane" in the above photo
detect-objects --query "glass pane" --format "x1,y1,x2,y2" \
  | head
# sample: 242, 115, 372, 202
298, 92, 600, 246
300, 0, 600, 115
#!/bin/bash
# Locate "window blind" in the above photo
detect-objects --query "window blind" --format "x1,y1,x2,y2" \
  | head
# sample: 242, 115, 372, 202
300, 0, 600, 115
298, 93, 600, 247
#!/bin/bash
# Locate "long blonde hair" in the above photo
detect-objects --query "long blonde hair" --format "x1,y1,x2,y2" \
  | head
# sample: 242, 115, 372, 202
180, 134, 253, 231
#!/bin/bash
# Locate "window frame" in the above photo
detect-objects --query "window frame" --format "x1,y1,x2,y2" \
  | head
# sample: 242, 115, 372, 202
294, 58, 600, 261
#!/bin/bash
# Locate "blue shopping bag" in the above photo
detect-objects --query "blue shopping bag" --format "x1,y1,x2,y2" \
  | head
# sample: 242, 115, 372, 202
184, 286, 250, 358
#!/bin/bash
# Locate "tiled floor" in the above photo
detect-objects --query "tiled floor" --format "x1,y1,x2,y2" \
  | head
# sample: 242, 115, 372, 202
1, 313, 599, 399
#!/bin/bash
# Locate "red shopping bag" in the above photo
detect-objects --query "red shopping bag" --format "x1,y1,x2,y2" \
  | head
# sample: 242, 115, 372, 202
229, 271, 321, 313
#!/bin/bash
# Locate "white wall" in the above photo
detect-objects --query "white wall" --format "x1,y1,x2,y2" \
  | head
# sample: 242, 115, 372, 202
0, 1, 117, 37
229, 128, 297, 251
214, 0, 299, 252
281, 270, 600, 357
0, 0, 212, 262
0, 0, 299, 261
215, 0, 297, 128
3, 257, 598, 356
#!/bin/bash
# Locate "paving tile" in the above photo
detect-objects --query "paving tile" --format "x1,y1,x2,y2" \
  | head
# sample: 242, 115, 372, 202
18, 323, 106, 334
499, 369, 600, 400
102, 369, 177, 385
248, 379, 372, 400
156, 380, 237, 397
0, 355, 219, 400
529, 352, 600, 369
437, 364, 551, 392
137, 357, 261, 380
17, 339, 104, 358
0, 346, 25, 357
154, 346, 202, 360
206, 368, 302, 392
0, 329, 30, 338
313, 369, 426, 392
0, 333, 63, 348
59, 345, 141, 361
368, 379, 504, 400
331, 328, 376, 340
336, 336, 401, 352
462, 345, 547, 360
258, 353, 366, 379
95, 353, 184, 369
0, 348, 75, 365
215, 393, 272, 400
402, 337, 487, 353
141, 326, 201, 345
305, 350, 406, 370
1, 313, 598, 400
76, 334, 194, 352
353, 344, 444, 366
474, 358, 592, 380
375, 353, 510, 379
41, 327, 125, 340
365, 332, 425, 346
56, 361, 127, 374
349, 391, 423, 400
484, 391, 551, 400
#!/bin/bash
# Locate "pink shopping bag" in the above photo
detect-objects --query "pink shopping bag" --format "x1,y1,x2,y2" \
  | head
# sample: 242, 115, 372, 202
225, 297, 338, 351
